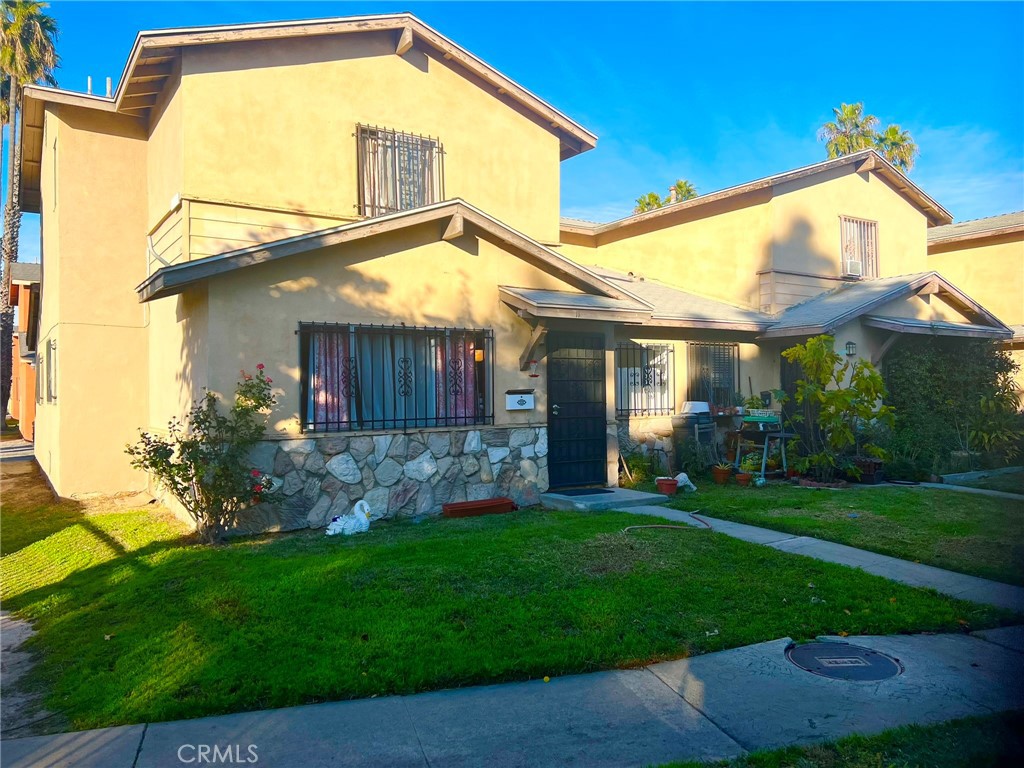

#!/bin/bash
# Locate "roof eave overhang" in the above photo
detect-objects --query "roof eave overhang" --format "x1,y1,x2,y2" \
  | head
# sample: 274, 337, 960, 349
862, 316, 1012, 340
113, 13, 596, 156
138, 200, 629, 303
559, 150, 952, 238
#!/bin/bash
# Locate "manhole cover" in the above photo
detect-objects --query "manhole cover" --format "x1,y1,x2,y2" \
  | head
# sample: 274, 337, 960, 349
786, 642, 902, 681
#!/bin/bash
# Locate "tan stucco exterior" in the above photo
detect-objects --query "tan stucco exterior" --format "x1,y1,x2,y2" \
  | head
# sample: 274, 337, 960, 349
19, 14, 1012, 502
928, 229, 1024, 391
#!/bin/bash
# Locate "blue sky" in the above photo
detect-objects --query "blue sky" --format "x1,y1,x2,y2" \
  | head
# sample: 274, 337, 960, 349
6, 1, 1024, 262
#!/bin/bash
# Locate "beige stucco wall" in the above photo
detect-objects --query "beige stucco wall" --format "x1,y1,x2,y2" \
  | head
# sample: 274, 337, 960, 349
562, 166, 932, 315
175, 32, 563, 245
147, 68, 184, 228
928, 234, 1024, 329
559, 195, 772, 310
163, 226, 581, 437
33, 105, 151, 496
770, 167, 930, 278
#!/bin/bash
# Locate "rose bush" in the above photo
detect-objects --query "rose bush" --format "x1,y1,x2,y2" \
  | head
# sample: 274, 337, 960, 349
126, 365, 279, 543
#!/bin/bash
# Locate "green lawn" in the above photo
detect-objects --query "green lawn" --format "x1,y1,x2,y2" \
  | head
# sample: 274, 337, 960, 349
0, 466, 1017, 731
955, 470, 1024, 495
666, 711, 1024, 768
666, 482, 1024, 586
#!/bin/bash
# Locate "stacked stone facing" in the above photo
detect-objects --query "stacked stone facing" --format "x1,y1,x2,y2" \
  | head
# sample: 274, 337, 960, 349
235, 427, 549, 534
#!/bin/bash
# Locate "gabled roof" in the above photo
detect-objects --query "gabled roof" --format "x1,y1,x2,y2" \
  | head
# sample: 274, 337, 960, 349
589, 267, 771, 330
863, 315, 1013, 340
137, 200, 629, 303
927, 210, 1024, 247
20, 13, 595, 159
560, 150, 952, 241
499, 268, 773, 331
760, 272, 1011, 339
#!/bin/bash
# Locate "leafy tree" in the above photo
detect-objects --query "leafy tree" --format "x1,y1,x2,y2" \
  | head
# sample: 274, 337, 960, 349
819, 102, 920, 173
819, 103, 879, 159
873, 123, 919, 172
669, 179, 698, 202
780, 335, 893, 483
1, 0, 59, 423
633, 191, 663, 213
126, 366, 279, 544
633, 179, 698, 214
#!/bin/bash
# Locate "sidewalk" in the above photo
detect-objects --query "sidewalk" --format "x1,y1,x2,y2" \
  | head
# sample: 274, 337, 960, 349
2, 629, 1021, 768
623, 506, 1024, 613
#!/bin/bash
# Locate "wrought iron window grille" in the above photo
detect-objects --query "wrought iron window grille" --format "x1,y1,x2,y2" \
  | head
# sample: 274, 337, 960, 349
299, 322, 493, 432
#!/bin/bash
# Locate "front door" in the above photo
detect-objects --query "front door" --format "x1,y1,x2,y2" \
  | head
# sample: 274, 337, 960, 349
546, 332, 607, 488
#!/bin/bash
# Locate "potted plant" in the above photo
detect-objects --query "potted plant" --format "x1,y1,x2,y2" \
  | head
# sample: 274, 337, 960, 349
655, 476, 679, 495
733, 392, 746, 416
736, 455, 760, 487
711, 462, 733, 485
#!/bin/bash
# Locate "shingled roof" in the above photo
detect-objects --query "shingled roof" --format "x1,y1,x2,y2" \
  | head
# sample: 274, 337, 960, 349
928, 211, 1024, 246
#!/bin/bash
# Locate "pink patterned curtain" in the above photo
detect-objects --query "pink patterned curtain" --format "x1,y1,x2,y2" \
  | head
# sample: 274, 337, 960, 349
435, 333, 478, 424
309, 330, 351, 429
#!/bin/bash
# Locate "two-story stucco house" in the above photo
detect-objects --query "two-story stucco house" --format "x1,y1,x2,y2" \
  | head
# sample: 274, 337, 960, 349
17, 14, 1013, 530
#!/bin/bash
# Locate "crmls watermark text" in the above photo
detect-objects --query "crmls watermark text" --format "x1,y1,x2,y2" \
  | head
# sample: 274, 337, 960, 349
177, 744, 259, 764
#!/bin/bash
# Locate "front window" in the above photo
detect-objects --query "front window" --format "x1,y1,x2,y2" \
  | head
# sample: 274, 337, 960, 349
615, 342, 674, 417
300, 323, 493, 432
840, 216, 878, 278
356, 124, 445, 218
687, 342, 737, 408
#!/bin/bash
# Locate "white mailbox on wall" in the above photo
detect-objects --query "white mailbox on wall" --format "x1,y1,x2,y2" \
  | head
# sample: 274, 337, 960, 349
505, 389, 535, 411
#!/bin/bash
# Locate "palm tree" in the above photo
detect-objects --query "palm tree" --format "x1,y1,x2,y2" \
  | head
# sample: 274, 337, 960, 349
818, 102, 879, 159
669, 179, 698, 203
633, 192, 663, 214
1, 1, 59, 423
874, 123, 919, 172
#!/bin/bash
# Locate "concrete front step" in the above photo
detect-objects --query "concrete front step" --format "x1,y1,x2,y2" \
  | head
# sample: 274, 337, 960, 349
539, 487, 671, 511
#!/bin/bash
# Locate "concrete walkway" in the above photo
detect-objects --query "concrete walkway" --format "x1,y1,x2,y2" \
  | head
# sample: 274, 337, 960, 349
622, 506, 1024, 613
0, 437, 34, 462
2, 629, 1021, 768
918, 482, 1024, 501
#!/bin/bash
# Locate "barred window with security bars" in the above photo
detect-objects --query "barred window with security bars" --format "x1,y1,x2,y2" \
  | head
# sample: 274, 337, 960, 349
687, 342, 738, 408
840, 216, 878, 278
356, 124, 445, 218
615, 343, 674, 417
299, 323, 493, 432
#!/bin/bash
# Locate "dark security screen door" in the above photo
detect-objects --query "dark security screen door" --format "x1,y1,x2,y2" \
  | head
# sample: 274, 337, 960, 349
547, 332, 607, 488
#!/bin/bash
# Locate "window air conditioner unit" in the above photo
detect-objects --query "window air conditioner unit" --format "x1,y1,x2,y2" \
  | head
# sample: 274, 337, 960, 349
844, 260, 863, 277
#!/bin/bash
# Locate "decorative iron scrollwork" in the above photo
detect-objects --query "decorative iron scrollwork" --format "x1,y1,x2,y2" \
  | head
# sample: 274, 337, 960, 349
341, 356, 359, 398
448, 357, 464, 396
398, 357, 414, 398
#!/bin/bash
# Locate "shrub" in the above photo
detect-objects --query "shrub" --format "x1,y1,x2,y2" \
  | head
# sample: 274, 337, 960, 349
620, 452, 658, 488
883, 338, 1021, 471
780, 335, 893, 483
126, 365, 278, 544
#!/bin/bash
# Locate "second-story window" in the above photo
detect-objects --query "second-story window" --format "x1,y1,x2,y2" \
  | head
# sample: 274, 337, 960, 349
840, 216, 878, 278
357, 124, 445, 218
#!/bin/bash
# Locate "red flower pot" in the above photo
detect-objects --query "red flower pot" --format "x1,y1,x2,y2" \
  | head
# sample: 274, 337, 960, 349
655, 477, 679, 496
736, 472, 753, 487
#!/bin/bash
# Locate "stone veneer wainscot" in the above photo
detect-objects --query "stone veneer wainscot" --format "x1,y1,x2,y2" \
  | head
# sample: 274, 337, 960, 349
234, 427, 549, 534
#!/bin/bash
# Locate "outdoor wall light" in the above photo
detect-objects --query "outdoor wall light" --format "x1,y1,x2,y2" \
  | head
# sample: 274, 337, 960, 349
845, 341, 857, 357
474, 348, 485, 363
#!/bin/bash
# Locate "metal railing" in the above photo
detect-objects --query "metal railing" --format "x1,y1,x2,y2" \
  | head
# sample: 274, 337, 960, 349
615, 342, 675, 417
299, 322, 493, 432
356, 124, 445, 218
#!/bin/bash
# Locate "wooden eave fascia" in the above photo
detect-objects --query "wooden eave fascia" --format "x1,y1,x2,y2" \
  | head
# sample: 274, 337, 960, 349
137, 200, 634, 303
862, 316, 1012, 340
113, 14, 596, 155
